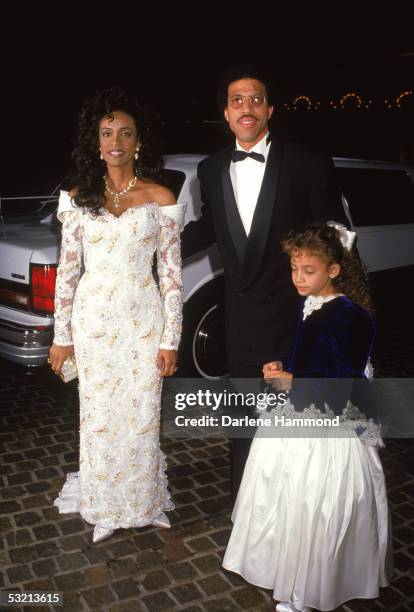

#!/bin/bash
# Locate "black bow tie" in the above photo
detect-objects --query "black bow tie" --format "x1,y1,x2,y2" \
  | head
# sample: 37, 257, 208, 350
231, 149, 265, 163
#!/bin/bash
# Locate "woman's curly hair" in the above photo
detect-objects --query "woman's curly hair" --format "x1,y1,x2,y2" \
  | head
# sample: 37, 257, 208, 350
281, 224, 374, 313
68, 88, 164, 214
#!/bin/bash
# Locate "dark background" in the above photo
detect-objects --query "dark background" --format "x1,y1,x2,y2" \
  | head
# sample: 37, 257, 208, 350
2, 2, 414, 195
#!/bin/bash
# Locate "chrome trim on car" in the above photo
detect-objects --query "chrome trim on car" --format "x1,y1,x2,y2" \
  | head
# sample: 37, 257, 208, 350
0, 318, 53, 348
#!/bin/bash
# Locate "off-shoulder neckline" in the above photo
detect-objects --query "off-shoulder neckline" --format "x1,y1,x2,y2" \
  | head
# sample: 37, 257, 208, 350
102, 202, 183, 220
101, 201, 159, 219
59, 191, 183, 220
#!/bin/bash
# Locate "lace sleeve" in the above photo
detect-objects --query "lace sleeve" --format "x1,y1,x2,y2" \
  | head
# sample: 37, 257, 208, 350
156, 205, 185, 350
53, 208, 83, 346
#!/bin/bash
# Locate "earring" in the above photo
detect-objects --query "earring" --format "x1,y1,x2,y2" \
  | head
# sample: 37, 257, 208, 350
99, 150, 103, 160
134, 147, 140, 160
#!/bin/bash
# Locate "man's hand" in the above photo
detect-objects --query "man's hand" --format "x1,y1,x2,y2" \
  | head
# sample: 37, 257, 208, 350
48, 344, 75, 375
157, 349, 178, 377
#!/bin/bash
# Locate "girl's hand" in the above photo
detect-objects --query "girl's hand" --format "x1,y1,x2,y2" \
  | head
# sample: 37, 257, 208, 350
48, 344, 75, 375
270, 370, 292, 379
262, 360, 283, 381
156, 349, 178, 376
268, 370, 293, 391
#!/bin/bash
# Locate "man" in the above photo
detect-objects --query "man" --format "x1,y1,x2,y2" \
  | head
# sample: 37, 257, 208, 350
181, 63, 348, 500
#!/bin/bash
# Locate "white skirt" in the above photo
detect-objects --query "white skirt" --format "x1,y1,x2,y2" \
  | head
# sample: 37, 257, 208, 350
222, 433, 392, 611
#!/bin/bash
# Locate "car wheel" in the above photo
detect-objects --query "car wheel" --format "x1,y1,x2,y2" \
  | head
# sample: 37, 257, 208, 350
177, 277, 227, 378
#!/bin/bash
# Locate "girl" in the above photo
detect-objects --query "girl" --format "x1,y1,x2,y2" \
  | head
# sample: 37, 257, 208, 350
222, 223, 392, 612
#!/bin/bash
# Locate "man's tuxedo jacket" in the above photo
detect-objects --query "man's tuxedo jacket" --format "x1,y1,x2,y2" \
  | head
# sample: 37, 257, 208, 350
181, 139, 348, 376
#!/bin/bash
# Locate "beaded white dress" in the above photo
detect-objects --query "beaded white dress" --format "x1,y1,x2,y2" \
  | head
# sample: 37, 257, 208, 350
53, 191, 185, 529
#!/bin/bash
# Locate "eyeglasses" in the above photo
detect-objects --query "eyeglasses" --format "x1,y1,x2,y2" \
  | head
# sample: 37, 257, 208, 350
227, 94, 267, 109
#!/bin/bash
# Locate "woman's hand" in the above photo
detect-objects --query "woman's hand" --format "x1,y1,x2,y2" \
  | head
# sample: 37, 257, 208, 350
156, 349, 178, 376
48, 344, 75, 375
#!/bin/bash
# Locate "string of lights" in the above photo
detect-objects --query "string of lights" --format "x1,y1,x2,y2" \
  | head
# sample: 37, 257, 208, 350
281, 90, 413, 111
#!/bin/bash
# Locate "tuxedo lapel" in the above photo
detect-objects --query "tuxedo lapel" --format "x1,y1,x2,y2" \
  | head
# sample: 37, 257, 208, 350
239, 141, 284, 290
207, 148, 243, 285
221, 163, 248, 263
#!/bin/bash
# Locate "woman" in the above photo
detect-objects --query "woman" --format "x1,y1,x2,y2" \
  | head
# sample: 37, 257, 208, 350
49, 88, 185, 543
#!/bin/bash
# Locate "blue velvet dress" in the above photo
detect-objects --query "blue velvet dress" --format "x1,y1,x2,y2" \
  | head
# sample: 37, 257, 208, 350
288, 295, 374, 377
287, 295, 377, 419
223, 296, 392, 611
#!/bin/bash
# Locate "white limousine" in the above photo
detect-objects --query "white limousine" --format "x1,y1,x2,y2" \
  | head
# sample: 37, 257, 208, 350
0, 155, 413, 377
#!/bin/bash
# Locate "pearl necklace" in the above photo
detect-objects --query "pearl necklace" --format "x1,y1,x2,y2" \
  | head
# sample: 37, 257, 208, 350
104, 175, 137, 208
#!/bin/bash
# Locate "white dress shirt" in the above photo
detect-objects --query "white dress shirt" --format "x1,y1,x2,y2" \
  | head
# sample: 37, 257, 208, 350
229, 132, 271, 235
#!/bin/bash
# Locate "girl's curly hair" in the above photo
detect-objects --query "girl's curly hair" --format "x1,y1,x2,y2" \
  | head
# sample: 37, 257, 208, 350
281, 224, 374, 313
68, 88, 164, 214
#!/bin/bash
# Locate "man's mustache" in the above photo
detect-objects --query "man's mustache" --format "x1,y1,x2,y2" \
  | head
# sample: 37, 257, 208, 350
237, 114, 258, 122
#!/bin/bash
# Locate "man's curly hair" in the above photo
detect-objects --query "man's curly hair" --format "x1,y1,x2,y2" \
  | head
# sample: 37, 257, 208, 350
281, 224, 374, 313
68, 88, 164, 214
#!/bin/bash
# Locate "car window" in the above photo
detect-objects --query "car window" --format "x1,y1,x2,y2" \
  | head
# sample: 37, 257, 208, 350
0, 197, 58, 222
336, 167, 414, 226
159, 169, 186, 200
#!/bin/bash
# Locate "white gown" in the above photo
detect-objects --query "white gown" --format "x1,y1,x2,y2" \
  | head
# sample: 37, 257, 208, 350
222, 298, 393, 611
53, 192, 185, 529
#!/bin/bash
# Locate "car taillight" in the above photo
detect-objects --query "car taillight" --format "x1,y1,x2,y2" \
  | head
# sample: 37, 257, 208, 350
30, 264, 57, 315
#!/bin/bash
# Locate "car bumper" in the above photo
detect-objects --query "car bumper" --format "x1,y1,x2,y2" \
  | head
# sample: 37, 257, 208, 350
0, 318, 53, 366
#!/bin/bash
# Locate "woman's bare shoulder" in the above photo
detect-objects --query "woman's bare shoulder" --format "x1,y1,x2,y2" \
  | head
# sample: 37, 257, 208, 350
145, 183, 176, 206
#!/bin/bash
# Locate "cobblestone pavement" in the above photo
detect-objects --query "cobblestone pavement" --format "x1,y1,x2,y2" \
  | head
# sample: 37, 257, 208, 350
1, 323, 413, 612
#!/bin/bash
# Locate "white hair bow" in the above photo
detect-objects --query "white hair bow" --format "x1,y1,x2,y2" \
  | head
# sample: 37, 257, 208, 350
327, 221, 357, 251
